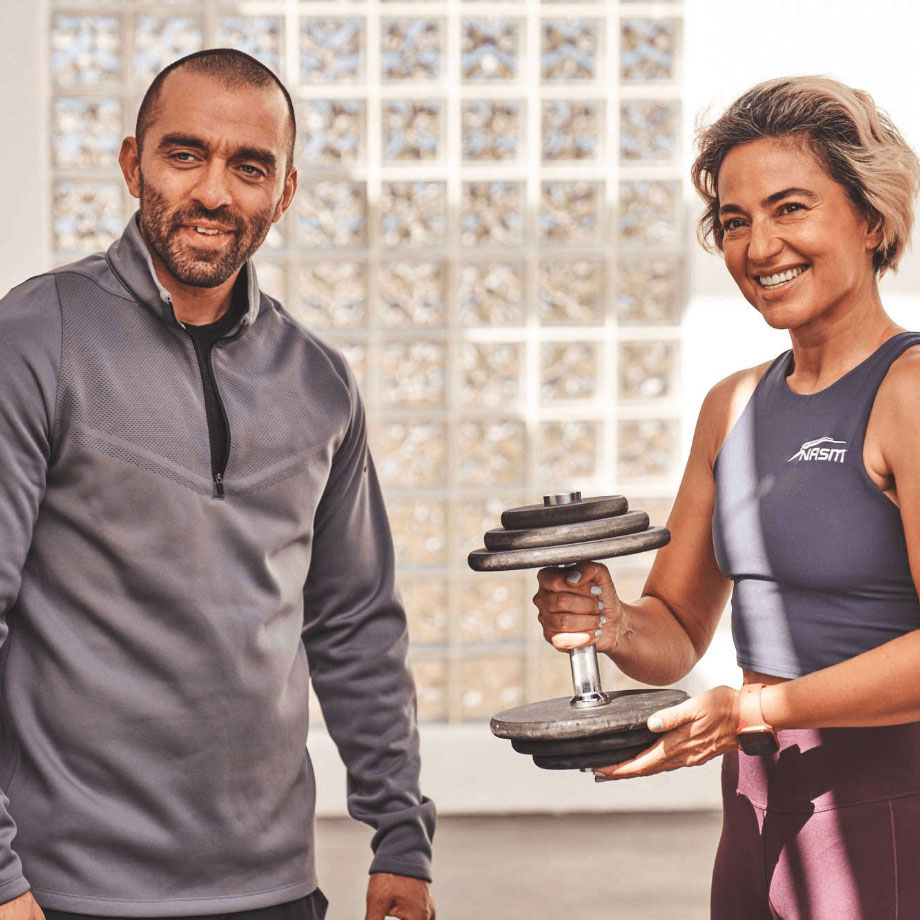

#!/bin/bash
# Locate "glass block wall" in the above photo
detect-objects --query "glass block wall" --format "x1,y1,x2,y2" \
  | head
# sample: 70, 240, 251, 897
49, 0, 685, 725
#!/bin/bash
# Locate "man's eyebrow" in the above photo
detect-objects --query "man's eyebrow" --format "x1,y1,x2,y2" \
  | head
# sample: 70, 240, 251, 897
233, 146, 278, 172
719, 187, 819, 215
156, 133, 208, 153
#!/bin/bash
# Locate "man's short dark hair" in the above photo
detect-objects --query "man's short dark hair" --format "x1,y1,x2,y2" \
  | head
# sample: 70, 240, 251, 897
135, 48, 296, 172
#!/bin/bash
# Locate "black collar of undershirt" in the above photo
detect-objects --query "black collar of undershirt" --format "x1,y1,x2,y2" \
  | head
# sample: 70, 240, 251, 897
183, 267, 248, 346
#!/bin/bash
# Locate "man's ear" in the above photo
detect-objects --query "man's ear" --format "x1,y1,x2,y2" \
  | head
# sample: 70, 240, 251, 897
119, 137, 142, 199
273, 166, 298, 223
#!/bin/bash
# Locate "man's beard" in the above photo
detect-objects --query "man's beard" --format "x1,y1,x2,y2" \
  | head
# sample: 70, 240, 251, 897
137, 174, 275, 288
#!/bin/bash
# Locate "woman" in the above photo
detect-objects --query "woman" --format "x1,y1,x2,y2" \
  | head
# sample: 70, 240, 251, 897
534, 77, 920, 917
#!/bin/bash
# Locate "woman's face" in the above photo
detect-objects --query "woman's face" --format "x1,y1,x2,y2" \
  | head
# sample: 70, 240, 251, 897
716, 136, 879, 332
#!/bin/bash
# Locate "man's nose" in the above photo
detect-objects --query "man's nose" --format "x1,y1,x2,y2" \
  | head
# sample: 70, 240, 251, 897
747, 217, 782, 263
191, 161, 233, 211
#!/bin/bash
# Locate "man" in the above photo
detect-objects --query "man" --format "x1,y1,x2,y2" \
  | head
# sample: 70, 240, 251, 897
0, 49, 435, 920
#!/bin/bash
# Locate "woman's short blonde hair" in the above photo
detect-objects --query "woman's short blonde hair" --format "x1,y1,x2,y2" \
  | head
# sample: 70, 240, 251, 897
691, 76, 920, 274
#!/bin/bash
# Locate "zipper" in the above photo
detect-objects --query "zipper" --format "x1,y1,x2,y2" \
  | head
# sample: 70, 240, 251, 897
186, 335, 231, 499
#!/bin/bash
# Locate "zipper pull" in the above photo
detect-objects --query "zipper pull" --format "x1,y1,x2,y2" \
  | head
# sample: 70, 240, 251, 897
214, 472, 225, 498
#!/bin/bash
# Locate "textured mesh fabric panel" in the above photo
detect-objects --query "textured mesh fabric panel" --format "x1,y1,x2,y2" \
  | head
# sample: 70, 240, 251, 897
51, 274, 353, 495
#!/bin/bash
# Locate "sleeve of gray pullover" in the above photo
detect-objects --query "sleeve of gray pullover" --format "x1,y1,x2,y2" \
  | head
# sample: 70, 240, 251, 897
0, 277, 63, 902
301, 361, 435, 882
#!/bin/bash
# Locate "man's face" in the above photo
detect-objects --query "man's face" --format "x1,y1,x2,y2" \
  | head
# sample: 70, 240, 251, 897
121, 70, 296, 289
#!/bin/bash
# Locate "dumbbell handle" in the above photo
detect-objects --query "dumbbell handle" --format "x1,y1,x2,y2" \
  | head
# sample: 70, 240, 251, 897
544, 492, 610, 709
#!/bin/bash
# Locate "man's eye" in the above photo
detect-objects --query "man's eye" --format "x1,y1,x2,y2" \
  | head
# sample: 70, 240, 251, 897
239, 165, 265, 178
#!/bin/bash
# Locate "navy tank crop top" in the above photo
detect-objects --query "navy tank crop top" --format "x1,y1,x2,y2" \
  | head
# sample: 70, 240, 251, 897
712, 331, 920, 679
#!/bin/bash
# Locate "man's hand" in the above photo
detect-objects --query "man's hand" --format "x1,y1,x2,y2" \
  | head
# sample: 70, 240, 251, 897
0, 892, 44, 920
365, 873, 435, 920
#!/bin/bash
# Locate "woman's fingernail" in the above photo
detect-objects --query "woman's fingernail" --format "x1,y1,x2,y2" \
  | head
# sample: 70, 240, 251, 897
594, 773, 612, 783
597, 601, 605, 611
599, 616, 606, 625
590, 586, 602, 596
566, 571, 582, 584
648, 715, 663, 732
594, 629, 603, 638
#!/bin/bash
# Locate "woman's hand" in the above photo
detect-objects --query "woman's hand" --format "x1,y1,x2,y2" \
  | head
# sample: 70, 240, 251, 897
534, 562, 623, 657
594, 685, 740, 781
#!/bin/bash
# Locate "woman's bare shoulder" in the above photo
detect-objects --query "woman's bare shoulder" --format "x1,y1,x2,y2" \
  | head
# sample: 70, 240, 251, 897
694, 360, 774, 467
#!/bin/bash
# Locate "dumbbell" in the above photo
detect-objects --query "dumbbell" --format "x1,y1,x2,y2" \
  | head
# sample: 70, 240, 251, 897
468, 491, 687, 771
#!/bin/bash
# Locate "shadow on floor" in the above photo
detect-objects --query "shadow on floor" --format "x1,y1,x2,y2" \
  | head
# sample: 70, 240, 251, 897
315, 810, 722, 919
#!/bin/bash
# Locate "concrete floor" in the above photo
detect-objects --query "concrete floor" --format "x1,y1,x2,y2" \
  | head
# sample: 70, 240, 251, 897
314, 810, 723, 919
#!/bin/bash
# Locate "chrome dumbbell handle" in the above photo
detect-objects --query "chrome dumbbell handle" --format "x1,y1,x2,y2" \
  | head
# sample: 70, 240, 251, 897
543, 493, 610, 709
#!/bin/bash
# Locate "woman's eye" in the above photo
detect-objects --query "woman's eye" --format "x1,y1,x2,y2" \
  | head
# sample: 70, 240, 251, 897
722, 218, 745, 232
778, 202, 805, 215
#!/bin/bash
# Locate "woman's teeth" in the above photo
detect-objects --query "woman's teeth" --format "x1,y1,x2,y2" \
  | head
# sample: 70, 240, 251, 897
757, 266, 805, 289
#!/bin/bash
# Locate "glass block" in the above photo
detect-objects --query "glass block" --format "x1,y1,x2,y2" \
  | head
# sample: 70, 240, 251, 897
462, 101, 521, 162
401, 578, 448, 646
380, 261, 445, 327
619, 341, 678, 401
53, 181, 124, 252
460, 182, 524, 248
538, 259, 603, 325
382, 100, 442, 162
297, 261, 367, 328
541, 19, 599, 82
616, 257, 683, 325
458, 577, 526, 645
461, 19, 521, 82
620, 19, 679, 83
378, 420, 448, 488
308, 682, 324, 726
542, 100, 601, 161
537, 421, 599, 483
380, 182, 446, 249
381, 18, 442, 81
326, 339, 367, 393
460, 343, 523, 408
298, 100, 365, 167
536, 647, 579, 702
300, 18, 364, 84
53, 97, 122, 169
461, 655, 525, 720
457, 262, 525, 326
618, 418, 679, 479
262, 222, 285, 251
51, 14, 120, 87
620, 100, 680, 162
455, 494, 520, 557
458, 419, 526, 487
253, 261, 286, 302
541, 343, 599, 402
412, 659, 448, 722
389, 498, 447, 566
380, 341, 446, 407
618, 181, 680, 247
134, 16, 204, 85
217, 15, 282, 73
539, 182, 602, 245
296, 181, 367, 249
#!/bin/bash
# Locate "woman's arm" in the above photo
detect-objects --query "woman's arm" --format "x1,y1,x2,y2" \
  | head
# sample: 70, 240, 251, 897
535, 370, 751, 684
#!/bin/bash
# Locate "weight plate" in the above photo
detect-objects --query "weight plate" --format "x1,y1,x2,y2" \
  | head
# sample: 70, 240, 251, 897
490, 688, 688, 741
468, 526, 670, 573
483, 511, 649, 551
510, 725, 656, 756
532, 743, 652, 771
501, 495, 628, 530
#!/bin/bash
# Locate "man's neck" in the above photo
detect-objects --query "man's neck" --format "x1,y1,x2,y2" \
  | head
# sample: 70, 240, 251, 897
148, 249, 242, 325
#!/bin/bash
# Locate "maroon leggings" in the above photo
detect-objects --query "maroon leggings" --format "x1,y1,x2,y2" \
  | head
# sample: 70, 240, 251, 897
712, 723, 920, 919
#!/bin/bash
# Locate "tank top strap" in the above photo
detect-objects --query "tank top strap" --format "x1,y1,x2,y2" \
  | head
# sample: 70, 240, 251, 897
836, 331, 920, 432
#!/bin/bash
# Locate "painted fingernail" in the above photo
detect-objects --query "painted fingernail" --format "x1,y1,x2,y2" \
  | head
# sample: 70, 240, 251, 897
594, 773, 613, 783
590, 586, 602, 596
594, 629, 603, 638
597, 601, 605, 611
565, 571, 582, 584
648, 715, 663, 732
599, 616, 607, 625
